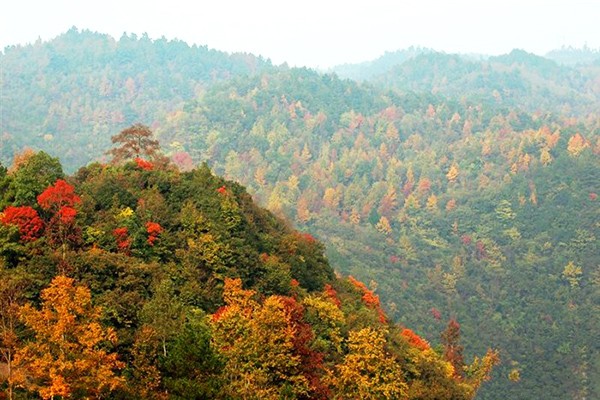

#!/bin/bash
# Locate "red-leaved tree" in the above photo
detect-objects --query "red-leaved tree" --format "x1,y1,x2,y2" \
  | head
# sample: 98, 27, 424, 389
135, 158, 154, 171
113, 227, 131, 254
348, 276, 387, 323
145, 222, 162, 246
37, 179, 82, 260
0, 206, 44, 242
401, 328, 431, 351
441, 319, 465, 378
37, 179, 81, 212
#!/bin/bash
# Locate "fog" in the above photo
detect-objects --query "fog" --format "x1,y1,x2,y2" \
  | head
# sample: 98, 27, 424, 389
2, 0, 599, 68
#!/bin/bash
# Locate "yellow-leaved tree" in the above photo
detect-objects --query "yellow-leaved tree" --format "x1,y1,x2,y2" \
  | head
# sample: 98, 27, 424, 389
327, 327, 407, 399
446, 163, 460, 183
567, 133, 588, 157
210, 278, 319, 399
14, 276, 124, 399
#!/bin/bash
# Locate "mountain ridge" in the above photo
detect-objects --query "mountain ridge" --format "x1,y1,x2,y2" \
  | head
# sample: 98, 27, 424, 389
1, 29, 598, 399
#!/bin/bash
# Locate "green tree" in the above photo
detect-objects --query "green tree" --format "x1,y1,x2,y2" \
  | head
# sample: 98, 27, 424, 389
141, 279, 186, 357
9, 151, 63, 206
0, 163, 11, 209
160, 310, 223, 399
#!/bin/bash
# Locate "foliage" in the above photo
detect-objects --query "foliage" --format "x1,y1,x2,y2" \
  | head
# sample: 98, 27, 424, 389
0, 155, 496, 399
0, 206, 44, 242
441, 319, 465, 378
37, 179, 81, 212
37, 179, 83, 261
1, 28, 273, 169
108, 123, 162, 164
148, 57, 597, 399
4, 32, 596, 398
7, 151, 64, 206
327, 327, 407, 399
14, 275, 124, 399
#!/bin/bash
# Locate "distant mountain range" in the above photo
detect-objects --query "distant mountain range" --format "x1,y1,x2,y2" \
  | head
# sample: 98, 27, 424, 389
331, 45, 600, 80
2, 28, 599, 400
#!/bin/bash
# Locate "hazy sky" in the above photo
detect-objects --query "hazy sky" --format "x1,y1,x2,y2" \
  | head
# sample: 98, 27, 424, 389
1, 0, 599, 68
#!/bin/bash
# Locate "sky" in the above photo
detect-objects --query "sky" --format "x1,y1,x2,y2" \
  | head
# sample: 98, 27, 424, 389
1, 0, 599, 68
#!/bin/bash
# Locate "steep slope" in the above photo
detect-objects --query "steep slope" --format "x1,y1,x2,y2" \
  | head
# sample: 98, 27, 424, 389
0, 150, 497, 398
158, 69, 599, 399
2, 32, 599, 399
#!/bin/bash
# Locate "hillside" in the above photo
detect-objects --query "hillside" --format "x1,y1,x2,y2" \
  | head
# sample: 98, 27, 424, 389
545, 46, 600, 66
2, 31, 599, 399
0, 27, 273, 169
165, 68, 599, 400
370, 50, 600, 115
330, 47, 432, 81
0, 144, 497, 399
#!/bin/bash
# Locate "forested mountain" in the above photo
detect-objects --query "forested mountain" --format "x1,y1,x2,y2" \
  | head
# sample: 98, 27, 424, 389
2, 30, 599, 399
0, 27, 273, 169
161, 68, 600, 400
330, 47, 432, 81
370, 50, 600, 115
545, 46, 600, 66
0, 145, 497, 399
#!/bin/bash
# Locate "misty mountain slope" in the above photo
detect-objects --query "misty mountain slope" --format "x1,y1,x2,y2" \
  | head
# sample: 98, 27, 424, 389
156, 65, 599, 399
330, 46, 433, 81
2, 31, 599, 399
545, 46, 600, 66
369, 50, 600, 114
1, 27, 273, 169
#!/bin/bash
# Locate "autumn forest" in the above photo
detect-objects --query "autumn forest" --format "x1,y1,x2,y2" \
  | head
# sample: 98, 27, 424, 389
1, 28, 599, 399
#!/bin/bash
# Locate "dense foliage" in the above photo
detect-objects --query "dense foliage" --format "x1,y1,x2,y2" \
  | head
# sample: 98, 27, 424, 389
1, 27, 273, 169
0, 150, 496, 399
2, 30, 599, 399
161, 58, 599, 400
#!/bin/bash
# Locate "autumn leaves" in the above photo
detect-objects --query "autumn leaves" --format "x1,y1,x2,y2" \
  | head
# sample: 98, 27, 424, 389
0, 145, 502, 399
13, 276, 123, 399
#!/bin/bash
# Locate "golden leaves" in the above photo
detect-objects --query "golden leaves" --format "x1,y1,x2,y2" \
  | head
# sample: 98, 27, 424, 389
15, 276, 124, 399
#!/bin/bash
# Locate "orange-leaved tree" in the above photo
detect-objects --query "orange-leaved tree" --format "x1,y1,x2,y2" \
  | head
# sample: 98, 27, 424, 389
14, 275, 124, 399
106, 123, 162, 164
0, 270, 30, 400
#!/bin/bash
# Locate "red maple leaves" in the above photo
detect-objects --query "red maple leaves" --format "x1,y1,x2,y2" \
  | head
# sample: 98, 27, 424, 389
37, 179, 81, 211
324, 284, 341, 308
348, 276, 387, 323
113, 227, 131, 253
37, 179, 81, 226
1, 179, 83, 244
401, 328, 431, 351
134, 158, 154, 171
113, 222, 162, 252
0, 206, 44, 242
145, 222, 162, 246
